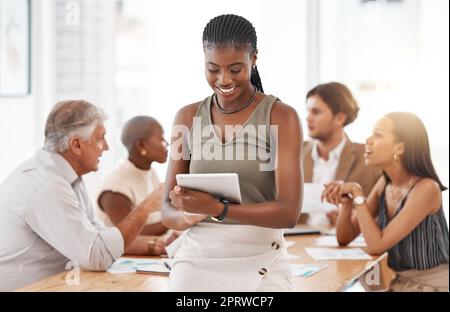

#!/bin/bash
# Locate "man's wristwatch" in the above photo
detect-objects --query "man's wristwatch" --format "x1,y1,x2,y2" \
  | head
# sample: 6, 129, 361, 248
353, 195, 367, 206
211, 198, 229, 222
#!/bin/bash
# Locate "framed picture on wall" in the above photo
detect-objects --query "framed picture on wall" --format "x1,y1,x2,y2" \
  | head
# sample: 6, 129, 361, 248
0, 0, 30, 96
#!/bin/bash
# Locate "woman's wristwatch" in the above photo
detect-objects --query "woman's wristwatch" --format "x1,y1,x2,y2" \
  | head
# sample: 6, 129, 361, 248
352, 195, 367, 206
211, 198, 229, 222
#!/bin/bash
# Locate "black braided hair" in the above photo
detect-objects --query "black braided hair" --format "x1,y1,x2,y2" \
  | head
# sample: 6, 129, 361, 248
202, 14, 264, 93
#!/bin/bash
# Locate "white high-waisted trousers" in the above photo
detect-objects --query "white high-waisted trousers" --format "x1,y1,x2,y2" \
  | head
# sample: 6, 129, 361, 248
168, 222, 292, 292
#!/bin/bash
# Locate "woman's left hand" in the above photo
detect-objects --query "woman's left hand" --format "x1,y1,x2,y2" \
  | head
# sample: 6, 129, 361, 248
322, 181, 364, 206
168, 185, 222, 216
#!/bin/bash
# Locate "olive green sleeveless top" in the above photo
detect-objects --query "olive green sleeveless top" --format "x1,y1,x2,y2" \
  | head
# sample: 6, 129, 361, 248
189, 94, 279, 224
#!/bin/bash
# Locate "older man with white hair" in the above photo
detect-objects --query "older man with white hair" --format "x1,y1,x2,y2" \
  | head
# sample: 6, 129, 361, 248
0, 100, 162, 291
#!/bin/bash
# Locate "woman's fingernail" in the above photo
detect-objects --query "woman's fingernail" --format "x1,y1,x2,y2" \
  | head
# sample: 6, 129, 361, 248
174, 185, 181, 192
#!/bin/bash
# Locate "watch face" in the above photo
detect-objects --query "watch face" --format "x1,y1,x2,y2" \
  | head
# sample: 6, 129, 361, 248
354, 196, 366, 205
211, 216, 223, 222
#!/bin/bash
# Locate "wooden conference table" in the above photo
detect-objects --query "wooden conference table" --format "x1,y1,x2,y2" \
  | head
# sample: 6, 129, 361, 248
17, 226, 389, 292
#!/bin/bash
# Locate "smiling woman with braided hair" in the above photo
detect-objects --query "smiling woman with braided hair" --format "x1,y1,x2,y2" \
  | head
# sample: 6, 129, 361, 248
161, 14, 303, 291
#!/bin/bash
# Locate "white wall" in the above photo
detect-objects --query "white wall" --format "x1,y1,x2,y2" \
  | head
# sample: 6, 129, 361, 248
0, 96, 35, 182
0, 0, 56, 184
418, 0, 449, 222
52, 0, 117, 199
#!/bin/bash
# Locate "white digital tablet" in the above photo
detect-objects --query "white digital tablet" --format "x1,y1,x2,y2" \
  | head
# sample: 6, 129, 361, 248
176, 173, 242, 204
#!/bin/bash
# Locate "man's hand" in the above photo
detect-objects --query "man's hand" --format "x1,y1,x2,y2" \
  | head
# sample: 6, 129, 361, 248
117, 184, 164, 250
148, 237, 167, 256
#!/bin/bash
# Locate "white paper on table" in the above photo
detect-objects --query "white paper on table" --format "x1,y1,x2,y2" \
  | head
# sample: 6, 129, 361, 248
107, 257, 170, 274
315, 235, 366, 247
136, 262, 170, 275
290, 264, 328, 277
305, 247, 372, 260
323, 228, 337, 235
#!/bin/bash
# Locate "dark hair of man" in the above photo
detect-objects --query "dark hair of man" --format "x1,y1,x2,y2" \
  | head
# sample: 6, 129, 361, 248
306, 82, 359, 126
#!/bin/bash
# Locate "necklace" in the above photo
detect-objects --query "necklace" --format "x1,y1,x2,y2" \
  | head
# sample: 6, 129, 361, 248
214, 87, 257, 114
388, 176, 415, 208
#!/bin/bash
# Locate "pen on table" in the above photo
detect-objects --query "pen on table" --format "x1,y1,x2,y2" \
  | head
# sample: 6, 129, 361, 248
164, 261, 171, 270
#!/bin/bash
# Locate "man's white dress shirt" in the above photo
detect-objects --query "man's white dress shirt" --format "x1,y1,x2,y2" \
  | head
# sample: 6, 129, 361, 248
311, 136, 347, 184
308, 136, 347, 225
0, 149, 124, 291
